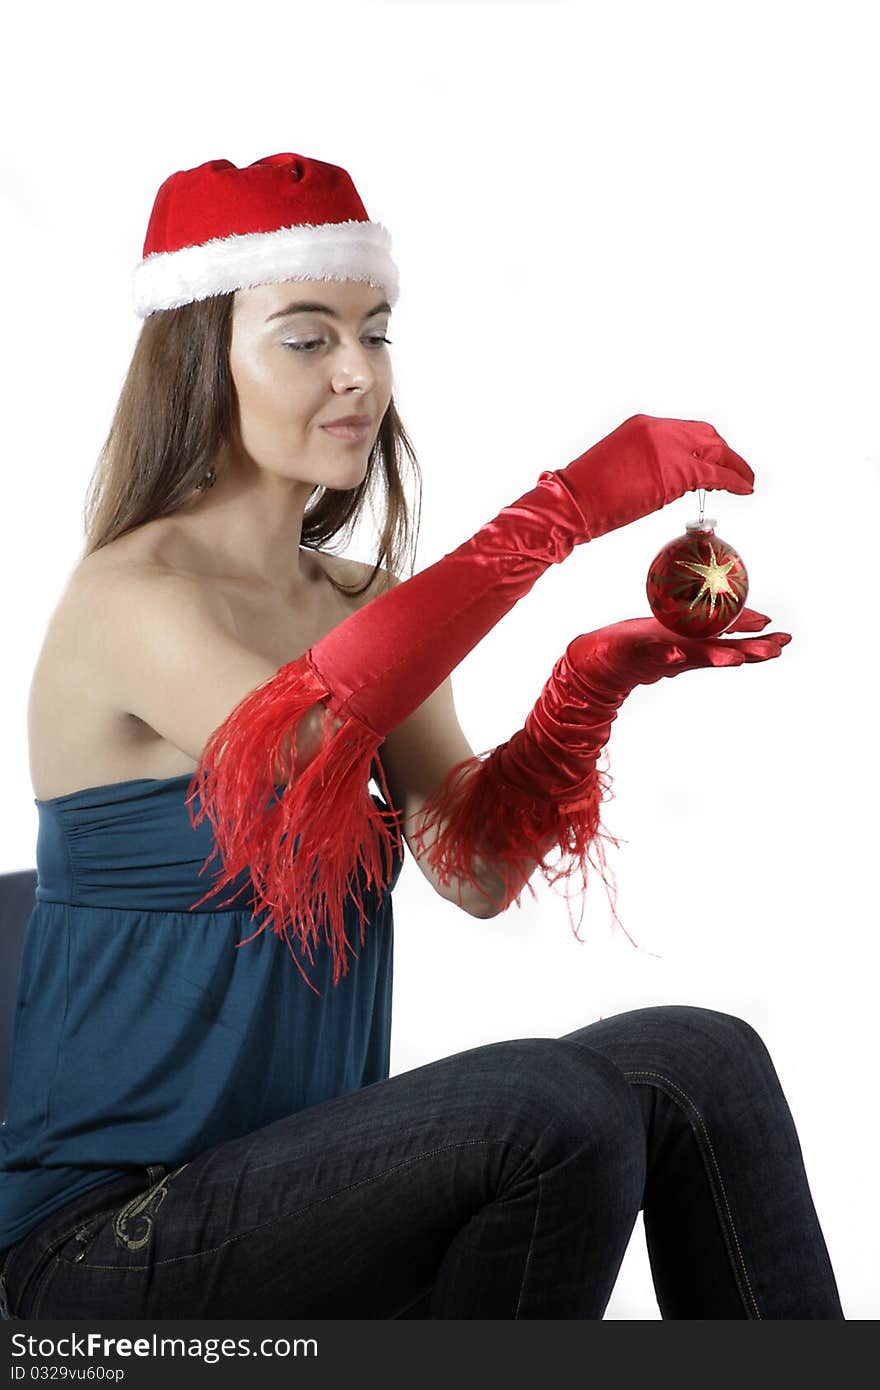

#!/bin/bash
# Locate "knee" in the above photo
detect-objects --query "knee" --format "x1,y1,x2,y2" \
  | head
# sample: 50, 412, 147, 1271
643, 1004, 779, 1090
488, 1037, 645, 1170
672, 1005, 771, 1059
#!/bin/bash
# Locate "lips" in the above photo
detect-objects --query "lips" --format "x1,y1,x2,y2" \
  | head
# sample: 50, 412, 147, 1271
321, 418, 371, 442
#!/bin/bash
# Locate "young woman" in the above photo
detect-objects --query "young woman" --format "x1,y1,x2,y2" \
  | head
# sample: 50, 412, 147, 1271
0, 152, 844, 1319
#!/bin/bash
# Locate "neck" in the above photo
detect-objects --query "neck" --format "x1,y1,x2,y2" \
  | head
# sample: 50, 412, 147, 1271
173, 451, 321, 597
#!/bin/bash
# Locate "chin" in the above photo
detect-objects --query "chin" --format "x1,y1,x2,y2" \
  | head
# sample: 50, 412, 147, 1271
319, 463, 371, 492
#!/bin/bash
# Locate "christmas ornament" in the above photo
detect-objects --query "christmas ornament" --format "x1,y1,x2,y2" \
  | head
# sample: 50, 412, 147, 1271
646, 490, 748, 638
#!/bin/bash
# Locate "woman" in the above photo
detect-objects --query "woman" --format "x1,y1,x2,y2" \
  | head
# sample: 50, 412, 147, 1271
0, 152, 844, 1319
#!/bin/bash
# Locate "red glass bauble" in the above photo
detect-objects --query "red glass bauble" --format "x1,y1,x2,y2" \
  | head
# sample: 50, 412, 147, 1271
646, 518, 749, 638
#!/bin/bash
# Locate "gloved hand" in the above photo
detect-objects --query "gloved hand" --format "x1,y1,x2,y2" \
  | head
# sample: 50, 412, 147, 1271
411, 609, 791, 921
187, 413, 755, 989
550, 412, 755, 542
501, 607, 793, 809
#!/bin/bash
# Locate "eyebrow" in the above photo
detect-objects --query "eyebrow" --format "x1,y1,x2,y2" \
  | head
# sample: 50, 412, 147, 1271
265, 299, 392, 323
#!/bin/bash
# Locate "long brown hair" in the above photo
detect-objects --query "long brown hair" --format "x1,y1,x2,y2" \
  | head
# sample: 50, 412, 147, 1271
79, 291, 422, 598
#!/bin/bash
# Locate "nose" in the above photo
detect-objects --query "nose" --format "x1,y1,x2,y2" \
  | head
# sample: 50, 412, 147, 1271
330, 339, 379, 393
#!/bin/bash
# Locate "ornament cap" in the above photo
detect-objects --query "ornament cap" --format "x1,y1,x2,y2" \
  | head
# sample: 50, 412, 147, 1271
686, 518, 717, 532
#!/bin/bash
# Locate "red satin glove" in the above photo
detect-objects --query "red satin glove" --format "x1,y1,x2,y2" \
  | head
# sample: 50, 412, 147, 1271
411, 609, 792, 923
305, 413, 754, 729
186, 413, 755, 989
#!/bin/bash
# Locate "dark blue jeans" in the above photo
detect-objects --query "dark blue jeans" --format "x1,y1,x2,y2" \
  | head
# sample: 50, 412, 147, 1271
0, 1005, 844, 1319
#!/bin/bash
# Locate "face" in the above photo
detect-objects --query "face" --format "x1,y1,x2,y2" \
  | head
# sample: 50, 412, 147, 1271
227, 278, 394, 489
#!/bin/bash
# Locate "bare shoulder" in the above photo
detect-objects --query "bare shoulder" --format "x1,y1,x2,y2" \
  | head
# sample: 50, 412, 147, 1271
65, 542, 230, 622
32, 555, 235, 722
27, 561, 215, 801
66, 520, 223, 598
28, 526, 398, 801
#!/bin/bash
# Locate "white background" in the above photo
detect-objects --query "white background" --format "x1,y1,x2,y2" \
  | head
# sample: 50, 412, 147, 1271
2, 0, 877, 1318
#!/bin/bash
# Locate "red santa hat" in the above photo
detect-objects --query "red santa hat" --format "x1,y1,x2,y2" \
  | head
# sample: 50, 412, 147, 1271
133, 151, 399, 317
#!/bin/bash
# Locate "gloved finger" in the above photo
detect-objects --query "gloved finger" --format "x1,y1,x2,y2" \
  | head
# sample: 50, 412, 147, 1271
727, 607, 771, 632
719, 440, 755, 489
705, 645, 746, 666
690, 436, 755, 492
641, 641, 727, 674
699, 467, 754, 496
652, 642, 742, 669
643, 630, 790, 675
724, 633, 792, 661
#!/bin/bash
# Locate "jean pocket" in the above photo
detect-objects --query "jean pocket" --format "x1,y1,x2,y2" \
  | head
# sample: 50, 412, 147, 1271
14, 1199, 125, 1318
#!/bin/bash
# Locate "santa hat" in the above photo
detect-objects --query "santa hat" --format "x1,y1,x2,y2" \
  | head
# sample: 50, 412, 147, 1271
132, 152, 399, 318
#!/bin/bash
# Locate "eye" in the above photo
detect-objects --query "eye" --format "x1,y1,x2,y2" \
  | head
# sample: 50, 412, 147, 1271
283, 336, 393, 353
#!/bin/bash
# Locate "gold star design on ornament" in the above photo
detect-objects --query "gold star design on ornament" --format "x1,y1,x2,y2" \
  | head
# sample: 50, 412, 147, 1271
675, 544, 738, 618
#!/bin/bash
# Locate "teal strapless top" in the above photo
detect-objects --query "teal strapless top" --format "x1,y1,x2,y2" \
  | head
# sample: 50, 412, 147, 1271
0, 771, 404, 1251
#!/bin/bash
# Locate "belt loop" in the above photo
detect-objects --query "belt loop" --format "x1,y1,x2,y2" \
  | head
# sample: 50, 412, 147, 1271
146, 1164, 167, 1183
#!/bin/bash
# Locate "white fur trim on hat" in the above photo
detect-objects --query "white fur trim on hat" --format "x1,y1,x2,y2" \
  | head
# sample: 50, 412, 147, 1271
133, 219, 399, 317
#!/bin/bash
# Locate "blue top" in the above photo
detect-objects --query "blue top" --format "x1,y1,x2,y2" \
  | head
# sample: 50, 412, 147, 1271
0, 771, 404, 1251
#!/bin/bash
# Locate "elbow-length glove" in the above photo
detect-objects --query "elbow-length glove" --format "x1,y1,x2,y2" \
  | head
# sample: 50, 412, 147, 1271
184, 414, 755, 988
411, 608, 792, 933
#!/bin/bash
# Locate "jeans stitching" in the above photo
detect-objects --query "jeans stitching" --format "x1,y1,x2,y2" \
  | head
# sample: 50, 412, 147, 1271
513, 1170, 542, 1318
64, 1138, 535, 1273
623, 1068, 761, 1320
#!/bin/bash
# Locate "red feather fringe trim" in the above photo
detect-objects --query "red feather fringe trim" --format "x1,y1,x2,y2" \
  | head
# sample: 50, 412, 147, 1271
410, 747, 638, 947
182, 653, 403, 996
